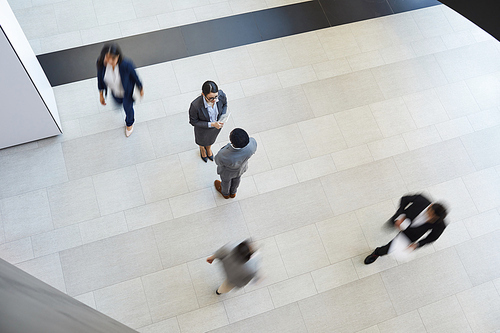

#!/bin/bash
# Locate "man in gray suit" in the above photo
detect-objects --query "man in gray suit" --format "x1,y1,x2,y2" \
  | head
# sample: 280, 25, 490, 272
214, 128, 257, 199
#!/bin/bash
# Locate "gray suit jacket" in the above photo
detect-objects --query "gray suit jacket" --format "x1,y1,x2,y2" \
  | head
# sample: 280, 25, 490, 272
215, 137, 257, 179
215, 242, 260, 288
188, 90, 227, 146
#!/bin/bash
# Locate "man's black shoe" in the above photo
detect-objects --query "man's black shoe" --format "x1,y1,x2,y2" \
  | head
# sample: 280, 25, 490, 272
364, 253, 379, 265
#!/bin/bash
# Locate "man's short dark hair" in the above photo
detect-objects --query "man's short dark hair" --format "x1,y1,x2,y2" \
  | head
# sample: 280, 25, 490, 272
230, 128, 249, 148
431, 203, 448, 220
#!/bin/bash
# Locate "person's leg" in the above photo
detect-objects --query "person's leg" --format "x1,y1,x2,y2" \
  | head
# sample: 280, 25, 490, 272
205, 146, 214, 161
364, 241, 392, 264
214, 176, 230, 199
220, 176, 231, 197
216, 279, 234, 295
229, 176, 241, 197
111, 93, 123, 106
373, 242, 392, 256
200, 146, 207, 157
122, 96, 135, 127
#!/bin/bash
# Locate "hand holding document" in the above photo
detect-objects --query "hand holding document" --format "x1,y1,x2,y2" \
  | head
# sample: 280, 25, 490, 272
218, 112, 230, 124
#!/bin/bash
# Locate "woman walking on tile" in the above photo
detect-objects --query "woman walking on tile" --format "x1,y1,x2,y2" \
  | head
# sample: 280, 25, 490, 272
189, 81, 228, 162
97, 43, 144, 137
207, 240, 260, 294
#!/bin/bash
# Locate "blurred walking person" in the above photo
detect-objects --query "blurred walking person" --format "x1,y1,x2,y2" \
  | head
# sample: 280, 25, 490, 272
97, 43, 144, 137
364, 193, 448, 265
206, 240, 260, 294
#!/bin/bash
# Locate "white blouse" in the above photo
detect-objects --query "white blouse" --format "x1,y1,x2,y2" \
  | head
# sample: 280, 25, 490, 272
103, 64, 125, 98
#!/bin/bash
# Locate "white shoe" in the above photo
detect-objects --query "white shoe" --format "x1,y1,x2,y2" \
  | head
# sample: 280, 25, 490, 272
125, 125, 134, 137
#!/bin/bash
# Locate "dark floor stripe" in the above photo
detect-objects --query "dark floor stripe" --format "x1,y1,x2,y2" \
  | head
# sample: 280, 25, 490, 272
37, 0, 441, 86
438, 0, 500, 42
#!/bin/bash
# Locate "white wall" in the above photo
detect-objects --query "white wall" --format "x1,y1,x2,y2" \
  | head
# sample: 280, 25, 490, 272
0, 0, 62, 149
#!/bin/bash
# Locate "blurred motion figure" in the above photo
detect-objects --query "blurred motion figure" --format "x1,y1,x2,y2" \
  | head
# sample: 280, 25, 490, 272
207, 240, 260, 294
364, 194, 448, 265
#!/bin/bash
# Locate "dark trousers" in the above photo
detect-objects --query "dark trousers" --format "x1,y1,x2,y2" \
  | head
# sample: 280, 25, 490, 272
112, 93, 135, 126
221, 176, 241, 196
374, 241, 392, 256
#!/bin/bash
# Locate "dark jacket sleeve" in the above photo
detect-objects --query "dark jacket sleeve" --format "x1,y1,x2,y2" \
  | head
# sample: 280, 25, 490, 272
396, 194, 431, 218
125, 60, 143, 90
189, 98, 209, 128
217, 90, 228, 118
417, 220, 446, 248
97, 66, 107, 93
395, 195, 419, 217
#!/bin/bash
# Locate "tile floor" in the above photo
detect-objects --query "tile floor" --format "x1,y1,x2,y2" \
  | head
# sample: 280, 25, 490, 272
1, 3, 500, 333
8, 0, 309, 55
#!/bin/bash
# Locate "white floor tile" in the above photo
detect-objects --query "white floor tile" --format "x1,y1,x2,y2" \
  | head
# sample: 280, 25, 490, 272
16, 253, 67, 293
463, 209, 500, 238
426, 177, 478, 221
223, 288, 274, 323
292, 154, 337, 183
239, 179, 333, 240
1, 189, 53, 242
137, 318, 180, 333
381, 247, 472, 315
124, 199, 173, 231
455, 230, 500, 286
268, 273, 317, 308
177, 303, 229, 333
60, 227, 162, 296
211, 46, 257, 84
79, 212, 129, 244
297, 114, 347, 157
74, 292, 96, 309
136, 155, 189, 203
47, 177, 100, 228
259, 124, 310, 169
418, 295, 472, 333
393, 139, 475, 191
168, 187, 216, 218
457, 282, 500, 333
317, 212, 370, 264
153, 203, 249, 268
0, 237, 34, 264
320, 159, 406, 216
377, 310, 426, 333
310, 259, 359, 293
209, 302, 307, 332
94, 278, 152, 329
142, 264, 199, 322
92, 165, 145, 215
299, 274, 396, 333
275, 224, 329, 277
253, 165, 298, 194
32, 224, 82, 257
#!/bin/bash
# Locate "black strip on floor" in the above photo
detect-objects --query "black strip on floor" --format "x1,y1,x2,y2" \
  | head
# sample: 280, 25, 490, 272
438, 0, 500, 42
36, 0, 441, 86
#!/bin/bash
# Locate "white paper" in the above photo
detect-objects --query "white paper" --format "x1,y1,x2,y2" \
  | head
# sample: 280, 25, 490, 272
219, 112, 230, 123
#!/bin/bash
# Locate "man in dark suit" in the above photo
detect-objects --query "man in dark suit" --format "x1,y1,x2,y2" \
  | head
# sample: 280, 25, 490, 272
364, 194, 448, 265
